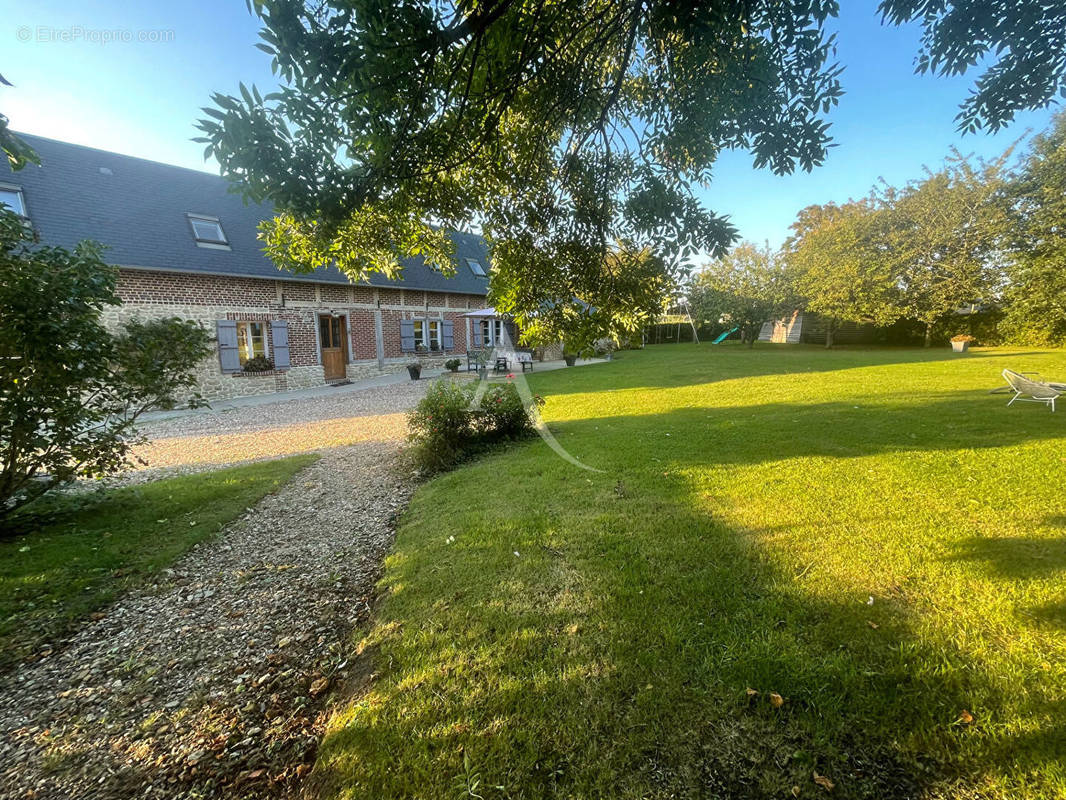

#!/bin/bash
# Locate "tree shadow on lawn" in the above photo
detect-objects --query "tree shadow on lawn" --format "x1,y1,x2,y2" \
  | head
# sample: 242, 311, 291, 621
307, 389, 1066, 798
541, 392, 1066, 471
1028, 599, 1066, 630
531, 344, 1061, 396
311, 488, 1060, 799
946, 536, 1066, 581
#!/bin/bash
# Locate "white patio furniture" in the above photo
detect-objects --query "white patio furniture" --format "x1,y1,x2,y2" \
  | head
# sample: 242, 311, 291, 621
1001, 369, 1064, 412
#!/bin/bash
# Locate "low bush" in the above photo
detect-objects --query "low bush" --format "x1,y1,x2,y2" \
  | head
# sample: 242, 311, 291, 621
444, 358, 461, 372
407, 380, 542, 473
472, 383, 538, 437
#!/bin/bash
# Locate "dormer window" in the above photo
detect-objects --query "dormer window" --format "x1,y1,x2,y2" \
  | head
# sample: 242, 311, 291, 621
0, 184, 27, 218
466, 258, 486, 277
187, 213, 229, 249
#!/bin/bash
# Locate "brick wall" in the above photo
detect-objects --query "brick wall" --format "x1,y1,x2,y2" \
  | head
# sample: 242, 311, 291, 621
119, 269, 276, 306
349, 308, 378, 361
320, 283, 350, 304
110, 268, 488, 401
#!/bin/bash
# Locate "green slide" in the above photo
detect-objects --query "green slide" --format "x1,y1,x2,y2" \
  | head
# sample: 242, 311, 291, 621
712, 327, 738, 344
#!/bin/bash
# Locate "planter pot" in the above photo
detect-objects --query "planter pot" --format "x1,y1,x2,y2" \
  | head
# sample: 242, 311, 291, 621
407, 365, 422, 380
563, 355, 577, 367
951, 341, 971, 353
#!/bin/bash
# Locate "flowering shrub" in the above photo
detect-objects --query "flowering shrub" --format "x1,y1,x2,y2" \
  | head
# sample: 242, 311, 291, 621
473, 383, 540, 438
407, 380, 543, 473
950, 334, 976, 343
407, 380, 473, 473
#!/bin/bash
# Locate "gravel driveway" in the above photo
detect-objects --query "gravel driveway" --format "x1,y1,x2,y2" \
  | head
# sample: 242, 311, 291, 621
0, 381, 439, 799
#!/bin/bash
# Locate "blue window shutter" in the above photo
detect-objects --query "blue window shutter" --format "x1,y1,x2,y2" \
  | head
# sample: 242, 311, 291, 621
442, 320, 454, 351
400, 319, 416, 352
472, 324, 483, 347
270, 320, 290, 369
217, 320, 240, 373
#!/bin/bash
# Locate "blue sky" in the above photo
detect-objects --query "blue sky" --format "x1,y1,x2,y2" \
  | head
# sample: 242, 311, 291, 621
3, 0, 1059, 249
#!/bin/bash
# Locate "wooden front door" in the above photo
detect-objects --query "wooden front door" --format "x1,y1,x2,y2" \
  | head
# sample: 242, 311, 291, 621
319, 314, 348, 380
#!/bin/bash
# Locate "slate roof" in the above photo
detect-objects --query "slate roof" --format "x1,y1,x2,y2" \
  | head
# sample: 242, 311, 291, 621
1, 133, 490, 295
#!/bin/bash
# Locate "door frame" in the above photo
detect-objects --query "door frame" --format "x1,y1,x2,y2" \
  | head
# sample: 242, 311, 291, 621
317, 312, 349, 380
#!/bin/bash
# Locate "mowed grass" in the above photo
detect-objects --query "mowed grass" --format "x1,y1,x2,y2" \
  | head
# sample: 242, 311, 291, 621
315, 345, 1066, 799
0, 454, 318, 672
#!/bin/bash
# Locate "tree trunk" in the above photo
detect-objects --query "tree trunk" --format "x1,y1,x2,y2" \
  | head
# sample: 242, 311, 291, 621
924, 322, 933, 348
746, 324, 755, 348
825, 320, 835, 349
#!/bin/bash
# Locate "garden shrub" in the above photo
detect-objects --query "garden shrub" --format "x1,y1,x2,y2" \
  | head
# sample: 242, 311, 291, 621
472, 383, 537, 438
407, 380, 541, 473
0, 210, 212, 520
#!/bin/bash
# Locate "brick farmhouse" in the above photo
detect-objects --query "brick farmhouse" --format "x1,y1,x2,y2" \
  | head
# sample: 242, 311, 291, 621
2, 134, 510, 400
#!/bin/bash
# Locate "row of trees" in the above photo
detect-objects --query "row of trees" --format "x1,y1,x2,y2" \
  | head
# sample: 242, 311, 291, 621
191, 0, 1066, 353
690, 111, 1066, 348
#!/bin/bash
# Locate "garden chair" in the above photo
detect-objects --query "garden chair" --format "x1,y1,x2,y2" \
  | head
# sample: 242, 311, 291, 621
517, 352, 534, 372
467, 349, 487, 372
1000, 369, 1064, 412
493, 356, 509, 374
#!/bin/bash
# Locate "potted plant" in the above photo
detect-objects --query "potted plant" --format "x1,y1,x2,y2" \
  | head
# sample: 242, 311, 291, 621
407, 361, 422, 380
444, 358, 461, 373
242, 356, 275, 373
950, 334, 976, 353
563, 352, 578, 367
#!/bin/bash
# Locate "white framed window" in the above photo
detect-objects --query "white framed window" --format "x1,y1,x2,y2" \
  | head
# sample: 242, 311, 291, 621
0, 185, 27, 217
187, 213, 229, 246
479, 319, 507, 346
466, 258, 486, 277
236, 321, 266, 363
413, 318, 443, 351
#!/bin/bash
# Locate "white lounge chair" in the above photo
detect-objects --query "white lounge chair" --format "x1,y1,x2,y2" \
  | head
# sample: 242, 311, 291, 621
1001, 369, 1064, 412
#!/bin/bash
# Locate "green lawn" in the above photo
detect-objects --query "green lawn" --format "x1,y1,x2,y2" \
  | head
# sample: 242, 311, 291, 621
313, 345, 1066, 800
0, 455, 317, 672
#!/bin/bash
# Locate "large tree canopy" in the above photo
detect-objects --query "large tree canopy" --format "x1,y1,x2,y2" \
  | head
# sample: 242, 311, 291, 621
784, 199, 901, 347
1003, 110, 1066, 345
876, 150, 1012, 345
197, 0, 1066, 347
689, 241, 793, 348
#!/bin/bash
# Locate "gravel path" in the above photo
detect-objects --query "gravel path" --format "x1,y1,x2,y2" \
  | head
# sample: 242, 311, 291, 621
0, 382, 437, 799
113, 380, 443, 486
